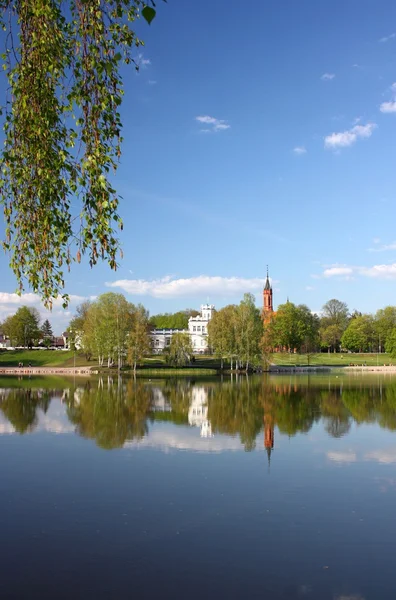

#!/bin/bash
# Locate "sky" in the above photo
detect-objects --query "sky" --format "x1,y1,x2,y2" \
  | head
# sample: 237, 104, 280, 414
1, 0, 396, 333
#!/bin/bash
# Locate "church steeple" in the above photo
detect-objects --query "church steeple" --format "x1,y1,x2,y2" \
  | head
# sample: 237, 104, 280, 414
263, 266, 273, 315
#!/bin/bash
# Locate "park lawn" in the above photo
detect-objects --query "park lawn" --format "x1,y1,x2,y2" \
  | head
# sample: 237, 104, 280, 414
270, 352, 393, 367
0, 350, 95, 368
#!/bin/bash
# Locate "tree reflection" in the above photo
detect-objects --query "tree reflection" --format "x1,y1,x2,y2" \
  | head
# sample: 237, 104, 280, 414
66, 378, 152, 449
3, 376, 396, 452
0, 388, 52, 433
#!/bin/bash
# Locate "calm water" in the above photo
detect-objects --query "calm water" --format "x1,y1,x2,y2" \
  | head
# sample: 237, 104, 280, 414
1, 373, 396, 599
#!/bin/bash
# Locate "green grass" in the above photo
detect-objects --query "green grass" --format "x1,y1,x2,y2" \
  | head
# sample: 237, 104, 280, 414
0, 350, 95, 368
270, 352, 393, 367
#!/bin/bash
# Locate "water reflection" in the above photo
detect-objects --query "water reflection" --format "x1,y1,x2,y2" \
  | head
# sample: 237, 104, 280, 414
2, 375, 396, 452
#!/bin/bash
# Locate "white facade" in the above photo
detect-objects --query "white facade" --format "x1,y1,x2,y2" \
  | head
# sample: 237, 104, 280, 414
188, 386, 213, 438
150, 304, 215, 354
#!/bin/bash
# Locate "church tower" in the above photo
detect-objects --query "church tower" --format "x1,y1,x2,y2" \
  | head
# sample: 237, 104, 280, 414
263, 266, 273, 315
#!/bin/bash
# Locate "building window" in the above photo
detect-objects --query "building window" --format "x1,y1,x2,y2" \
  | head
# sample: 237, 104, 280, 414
193, 326, 196, 332
155, 339, 159, 346
166, 338, 170, 346
202, 327, 205, 333
197, 326, 201, 332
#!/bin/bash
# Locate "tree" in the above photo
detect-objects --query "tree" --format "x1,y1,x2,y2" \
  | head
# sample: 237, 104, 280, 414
128, 305, 151, 372
164, 332, 193, 367
41, 319, 53, 348
320, 299, 349, 352
82, 293, 134, 367
375, 306, 396, 351
385, 328, 396, 359
207, 305, 237, 369
2, 306, 41, 347
263, 302, 319, 355
234, 293, 262, 370
341, 315, 375, 353
68, 300, 92, 353
0, 1, 163, 307
150, 311, 191, 330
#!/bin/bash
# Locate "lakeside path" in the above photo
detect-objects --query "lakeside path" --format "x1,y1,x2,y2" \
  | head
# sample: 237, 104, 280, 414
0, 367, 96, 376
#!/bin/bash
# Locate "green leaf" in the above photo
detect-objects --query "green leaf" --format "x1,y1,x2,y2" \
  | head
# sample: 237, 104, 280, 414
142, 6, 156, 25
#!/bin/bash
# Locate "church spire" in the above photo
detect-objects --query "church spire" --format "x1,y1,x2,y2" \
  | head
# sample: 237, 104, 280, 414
264, 266, 271, 291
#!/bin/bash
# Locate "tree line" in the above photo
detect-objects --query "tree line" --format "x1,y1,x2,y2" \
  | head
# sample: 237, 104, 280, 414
1, 307, 54, 348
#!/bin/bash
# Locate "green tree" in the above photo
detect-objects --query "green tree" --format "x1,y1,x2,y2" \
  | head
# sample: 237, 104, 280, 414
320, 299, 349, 352
41, 319, 53, 348
164, 332, 193, 367
2, 306, 41, 347
128, 305, 151, 372
341, 314, 376, 352
385, 328, 396, 359
82, 293, 134, 367
0, 1, 163, 307
375, 306, 396, 351
234, 293, 262, 370
68, 300, 92, 355
264, 302, 318, 354
207, 305, 237, 369
149, 310, 193, 330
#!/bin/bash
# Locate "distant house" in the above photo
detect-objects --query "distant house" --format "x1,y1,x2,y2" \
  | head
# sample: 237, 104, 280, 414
150, 304, 215, 354
0, 332, 11, 349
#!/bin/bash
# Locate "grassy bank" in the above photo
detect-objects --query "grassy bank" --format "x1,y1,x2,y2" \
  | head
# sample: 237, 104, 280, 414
0, 350, 95, 368
270, 352, 392, 367
1, 349, 391, 371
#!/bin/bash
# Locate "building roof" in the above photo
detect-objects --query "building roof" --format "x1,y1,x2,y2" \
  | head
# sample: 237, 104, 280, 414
264, 267, 272, 291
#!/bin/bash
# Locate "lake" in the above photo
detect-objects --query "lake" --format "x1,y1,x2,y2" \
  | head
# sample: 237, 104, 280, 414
1, 373, 396, 599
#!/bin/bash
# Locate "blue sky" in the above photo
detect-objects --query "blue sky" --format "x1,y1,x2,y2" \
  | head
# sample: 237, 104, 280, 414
1, 0, 396, 332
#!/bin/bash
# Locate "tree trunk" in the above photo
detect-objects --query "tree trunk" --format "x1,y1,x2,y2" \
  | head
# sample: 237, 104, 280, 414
221, 357, 223, 370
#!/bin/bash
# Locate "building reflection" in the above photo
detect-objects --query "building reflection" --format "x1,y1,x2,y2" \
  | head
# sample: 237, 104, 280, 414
188, 387, 213, 438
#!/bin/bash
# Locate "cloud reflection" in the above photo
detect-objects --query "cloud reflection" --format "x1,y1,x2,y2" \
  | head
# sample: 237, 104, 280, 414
327, 451, 357, 464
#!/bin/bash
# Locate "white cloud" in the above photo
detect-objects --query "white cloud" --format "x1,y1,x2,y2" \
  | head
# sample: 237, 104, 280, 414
136, 53, 151, 68
0, 292, 91, 333
379, 32, 396, 43
195, 115, 230, 132
293, 146, 307, 155
305, 286, 315, 291
323, 266, 354, 277
365, 448, 396, 464
321, 263, 396, 280
324, 123, 377, 149
380, 101, 396, 113
327, 450, 357, 463
148, 79, 157, 85
321, 73, 335, 81
106, 275, 267, 298
368, 241, 396, 252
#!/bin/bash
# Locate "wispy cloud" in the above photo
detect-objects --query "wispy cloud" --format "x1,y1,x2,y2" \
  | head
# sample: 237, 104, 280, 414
327, 451, 357, 464
148, 79, 157, 85
368, 241, 396, 252
107, 275, 266, 298
365, 448, 396, 464
324, 123, 377, 149
0, 292, 92, 333
293, 146, 307, 155
321, 263, 396, 280
136, 53, 151, 68
380, 82, 396, 113
195, 115, 230, 132
379, 32, 396, 43
321, 73, 335, 81
305, 286, 315, 291
323, 266, 354, 278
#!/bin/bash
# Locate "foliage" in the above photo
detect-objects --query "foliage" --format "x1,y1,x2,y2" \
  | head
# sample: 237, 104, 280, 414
234, 293, 262, 369
320, 298, 349, 352
385, 328, 396, 358
82, 292, 134, 367
149, 309, 198, 330
207, 304, 237, 368
164, 332, 194, 367
0, 0, 163, 307
2, 306, 41, 347
41, 319, 53, 348
375, 306, 396, 349
128, 304, 151, 371
341, 314, 375, 352
263, 302, 319, 354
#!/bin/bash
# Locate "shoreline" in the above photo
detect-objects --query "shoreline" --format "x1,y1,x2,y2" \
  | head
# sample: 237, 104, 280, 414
0, 367, 96, 376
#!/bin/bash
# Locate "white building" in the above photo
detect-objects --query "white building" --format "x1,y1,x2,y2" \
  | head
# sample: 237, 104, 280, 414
151, 304, 215, 354
188, 386, 213, 438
